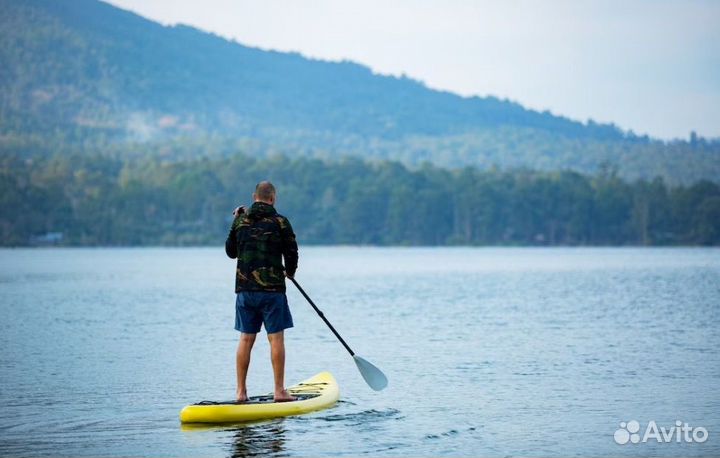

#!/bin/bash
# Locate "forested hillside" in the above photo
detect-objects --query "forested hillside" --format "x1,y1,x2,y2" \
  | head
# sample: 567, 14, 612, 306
2, 0, 719, 247
1, 0, 718, 184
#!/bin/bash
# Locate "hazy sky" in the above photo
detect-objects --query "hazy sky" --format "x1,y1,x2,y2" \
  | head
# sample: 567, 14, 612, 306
107, 0, 720, 140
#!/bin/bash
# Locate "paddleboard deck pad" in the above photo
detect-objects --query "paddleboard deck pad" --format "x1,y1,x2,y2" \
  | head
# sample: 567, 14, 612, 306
179, 372, 339, 423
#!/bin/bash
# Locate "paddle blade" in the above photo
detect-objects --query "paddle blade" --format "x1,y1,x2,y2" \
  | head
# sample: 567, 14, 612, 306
353, 355, 388, 391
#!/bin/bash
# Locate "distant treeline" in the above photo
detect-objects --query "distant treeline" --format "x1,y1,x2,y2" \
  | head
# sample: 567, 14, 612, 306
1, 153, 719, 246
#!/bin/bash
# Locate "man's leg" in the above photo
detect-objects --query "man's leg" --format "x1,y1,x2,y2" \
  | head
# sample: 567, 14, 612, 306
267, 331, 295, 401
236, 332, 256, 401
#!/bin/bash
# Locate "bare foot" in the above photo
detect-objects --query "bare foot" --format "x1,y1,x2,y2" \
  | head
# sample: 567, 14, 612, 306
236, 390, 248, 402
274, 389, 296, 402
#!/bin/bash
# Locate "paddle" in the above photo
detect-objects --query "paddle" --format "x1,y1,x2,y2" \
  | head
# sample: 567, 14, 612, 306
289, 277, 388, 391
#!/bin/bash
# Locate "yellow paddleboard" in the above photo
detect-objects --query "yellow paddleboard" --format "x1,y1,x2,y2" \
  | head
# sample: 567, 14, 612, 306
179, 372, 339, 424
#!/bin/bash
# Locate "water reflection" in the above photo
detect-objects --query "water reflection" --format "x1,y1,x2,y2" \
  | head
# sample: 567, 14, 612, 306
227, 421, 286, 458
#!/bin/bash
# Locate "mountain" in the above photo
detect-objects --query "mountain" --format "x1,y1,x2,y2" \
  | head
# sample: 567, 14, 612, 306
1, 0, 718, 184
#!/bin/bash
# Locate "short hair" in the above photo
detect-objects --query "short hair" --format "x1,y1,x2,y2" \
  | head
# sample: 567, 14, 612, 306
255, 181, 276, 201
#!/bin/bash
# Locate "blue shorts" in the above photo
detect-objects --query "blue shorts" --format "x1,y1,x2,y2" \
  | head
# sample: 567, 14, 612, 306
235, 291, 294, 334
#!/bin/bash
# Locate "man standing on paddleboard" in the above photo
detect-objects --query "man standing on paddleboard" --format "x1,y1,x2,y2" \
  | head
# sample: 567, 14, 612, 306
225, 181, 298, 402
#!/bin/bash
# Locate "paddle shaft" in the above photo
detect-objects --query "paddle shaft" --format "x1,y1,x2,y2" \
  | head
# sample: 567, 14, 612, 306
289, 277, 356, 357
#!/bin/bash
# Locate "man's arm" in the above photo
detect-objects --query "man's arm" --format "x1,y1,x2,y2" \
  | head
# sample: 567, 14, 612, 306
278, 216, 298, 277
225, 225, 237, 259
225, 206, 245, 259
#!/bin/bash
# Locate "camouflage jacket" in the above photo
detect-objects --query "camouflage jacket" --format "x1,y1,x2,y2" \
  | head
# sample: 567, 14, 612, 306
225, 202, 298, 293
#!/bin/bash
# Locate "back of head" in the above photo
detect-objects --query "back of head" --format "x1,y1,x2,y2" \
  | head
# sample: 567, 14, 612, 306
255, 181, 276, 203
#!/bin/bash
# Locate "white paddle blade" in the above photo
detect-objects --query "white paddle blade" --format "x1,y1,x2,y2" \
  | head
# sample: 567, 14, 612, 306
353, 355, 388, 391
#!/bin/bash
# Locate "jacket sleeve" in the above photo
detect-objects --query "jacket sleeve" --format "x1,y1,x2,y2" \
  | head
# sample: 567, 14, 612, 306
225, 223, 237, 259
279, 217, 298, 276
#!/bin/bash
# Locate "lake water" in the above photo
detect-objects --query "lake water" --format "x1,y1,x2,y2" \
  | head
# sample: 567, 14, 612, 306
0, 247, 718, 457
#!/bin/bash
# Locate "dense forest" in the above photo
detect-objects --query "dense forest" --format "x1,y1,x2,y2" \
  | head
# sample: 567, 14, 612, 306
2, 152, 718, 246
2, 0, 719, 185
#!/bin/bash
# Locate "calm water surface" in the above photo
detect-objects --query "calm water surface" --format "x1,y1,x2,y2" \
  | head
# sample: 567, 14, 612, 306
0, 247, 718, 457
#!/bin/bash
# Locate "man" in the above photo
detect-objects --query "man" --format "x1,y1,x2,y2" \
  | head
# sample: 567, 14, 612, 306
225, 181, 298, 402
